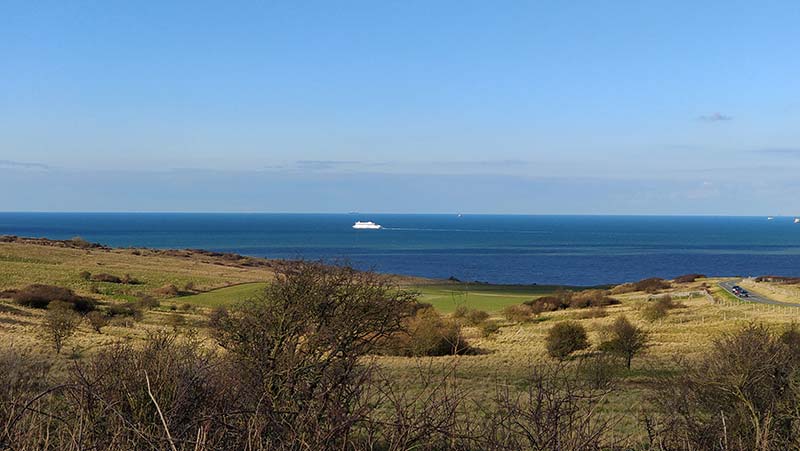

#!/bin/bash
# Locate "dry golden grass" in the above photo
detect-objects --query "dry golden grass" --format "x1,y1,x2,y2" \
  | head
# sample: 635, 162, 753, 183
4, 243, 800, 440
740, 278, 800, 304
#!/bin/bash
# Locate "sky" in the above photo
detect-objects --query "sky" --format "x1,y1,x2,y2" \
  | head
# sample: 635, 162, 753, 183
2, 1, 800, 214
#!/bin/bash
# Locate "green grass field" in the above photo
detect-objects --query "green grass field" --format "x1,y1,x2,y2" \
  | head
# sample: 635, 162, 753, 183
176, 282, 575, 312
177, 282, 269, 307
414, 283, 594, 313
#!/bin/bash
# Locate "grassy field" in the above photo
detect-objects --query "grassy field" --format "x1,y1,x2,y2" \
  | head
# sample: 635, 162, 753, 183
5, 240, 800, 441
415, 283, 590, 313
177, 282, 269, 307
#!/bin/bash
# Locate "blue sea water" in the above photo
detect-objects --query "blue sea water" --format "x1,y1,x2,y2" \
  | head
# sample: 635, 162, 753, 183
0, 213, 799, 286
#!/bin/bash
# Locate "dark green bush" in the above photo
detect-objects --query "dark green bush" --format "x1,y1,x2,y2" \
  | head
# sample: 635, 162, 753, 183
546, 321, 590, 360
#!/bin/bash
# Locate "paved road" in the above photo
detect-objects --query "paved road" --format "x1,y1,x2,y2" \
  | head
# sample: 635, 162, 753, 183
718, 280, 800, 307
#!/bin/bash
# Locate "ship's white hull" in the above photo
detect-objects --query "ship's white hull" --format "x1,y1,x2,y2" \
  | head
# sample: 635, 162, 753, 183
353, 224, 381, 229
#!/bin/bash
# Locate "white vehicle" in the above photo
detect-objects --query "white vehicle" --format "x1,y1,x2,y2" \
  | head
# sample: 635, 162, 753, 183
353, 221, 382, 230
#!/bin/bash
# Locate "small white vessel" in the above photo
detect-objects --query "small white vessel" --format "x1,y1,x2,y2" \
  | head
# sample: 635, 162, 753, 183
767, 216, 774, 220
353, 221, 382, 230
795, 218, 800, 224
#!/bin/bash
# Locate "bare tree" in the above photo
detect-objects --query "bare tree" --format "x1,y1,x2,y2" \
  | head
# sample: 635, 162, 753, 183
39, 301, 81, 354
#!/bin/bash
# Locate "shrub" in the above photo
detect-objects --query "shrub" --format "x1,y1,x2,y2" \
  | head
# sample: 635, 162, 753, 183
40, 301, 82, 354
503, 304, 534, 323
90, 273, 123, 283
168, 314, 187, 329
649, 324, 800, 450
135, 293, 159, 309
599, 316, 649, 369
180, 302, 193, 312
546, 321, 590, 360
69, 236, 92, 248
568, 290, 620, 308
78, 270, 92, 280
525, 295, 568, 313
184, 281, 196, 291
578, 353, 619, 389
465, 309, 489, 325
673, 273, 706, 283
633, 277, 671, 293
106, 303, 144, 321
388, 307, 470, 356
641, 302, 669, 321
481, 320, 501, 338
641, 295, 681, 322
86, 311, 109, 333
452, 305, 469, 319
121, 273, 141, 284
10, 284, 95, 313
211, 262, 421, 447
154, 283, 179, 297
610, 283, 636, 294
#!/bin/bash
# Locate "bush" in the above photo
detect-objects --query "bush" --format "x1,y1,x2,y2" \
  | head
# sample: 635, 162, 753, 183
649, 324, 800, 450
546, 321, 590, 360
78, 270, 92, 280
673, 273, 706, 283
610, 283, 636, 294
388, 307, 470, 356
154, 283, 179, 297
121, 273, 141, 284
599, 316, 649, 369
86, 311, 109, 333
184, 281, 196, 291
69, 236, 92, 248
40, 301, 82, 354
480, 320, 501, 338
525, 295, 568, 313
135, 293, 159, 310
106, 303, 144, 321
641, 295, 680, 322
503, 304, 534, 323
578, 353, 619, 389
568, 290, 620, 308
452, 305, 469, 319
633, 277, 671, 293
10, 284, 95, 313
641, 302, 669, 321
168, 314, 187, 329
465, 309, 489, 325
90, 273, 123, 283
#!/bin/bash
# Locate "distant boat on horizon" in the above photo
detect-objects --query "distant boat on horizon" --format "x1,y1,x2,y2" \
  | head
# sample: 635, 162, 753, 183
795, 218, 800, 224
767, 216, 774, 220
353, 221, 382, 230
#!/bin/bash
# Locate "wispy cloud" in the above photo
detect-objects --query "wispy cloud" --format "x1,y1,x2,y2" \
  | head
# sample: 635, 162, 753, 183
431, 159, 531, 168
0, 160, 49, 171
751, 148, 800, 157
699, 112, 733, 122
294, 160, 360, 170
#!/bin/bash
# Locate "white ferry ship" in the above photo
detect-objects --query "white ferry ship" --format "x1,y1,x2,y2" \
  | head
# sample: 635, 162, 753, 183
353, 221, 382, 230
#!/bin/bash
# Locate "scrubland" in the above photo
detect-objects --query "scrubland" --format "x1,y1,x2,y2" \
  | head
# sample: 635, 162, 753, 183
3, 238, 800, 449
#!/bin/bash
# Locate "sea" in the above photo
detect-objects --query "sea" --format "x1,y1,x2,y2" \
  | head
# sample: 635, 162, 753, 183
1, 213, 798, 286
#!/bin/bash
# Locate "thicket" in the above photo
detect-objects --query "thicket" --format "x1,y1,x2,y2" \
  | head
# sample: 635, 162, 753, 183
2, 284, 95, 313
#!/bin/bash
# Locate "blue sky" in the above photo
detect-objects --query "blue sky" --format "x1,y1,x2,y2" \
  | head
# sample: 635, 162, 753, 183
2, 1, 799, 214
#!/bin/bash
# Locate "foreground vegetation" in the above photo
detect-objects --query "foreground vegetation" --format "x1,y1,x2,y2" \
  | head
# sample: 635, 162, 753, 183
4, 239, 800, 449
